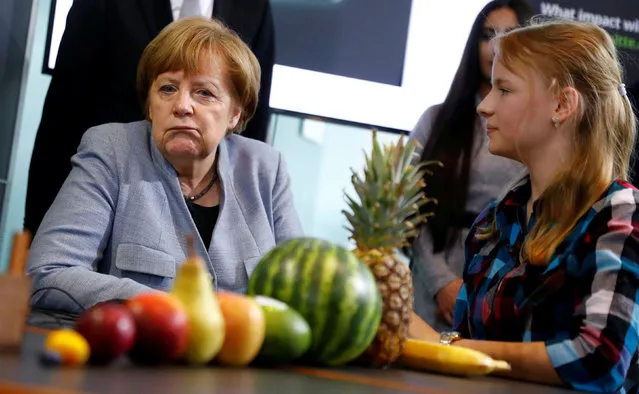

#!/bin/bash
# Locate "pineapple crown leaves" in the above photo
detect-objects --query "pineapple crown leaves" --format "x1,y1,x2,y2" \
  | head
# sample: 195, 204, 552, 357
342, 129, 442, 251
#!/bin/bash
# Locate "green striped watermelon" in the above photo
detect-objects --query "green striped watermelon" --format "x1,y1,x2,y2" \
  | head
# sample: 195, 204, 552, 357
247, 237, 382, 366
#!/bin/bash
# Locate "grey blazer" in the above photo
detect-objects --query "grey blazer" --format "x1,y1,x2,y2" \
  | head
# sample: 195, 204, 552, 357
27, 121, 303, 313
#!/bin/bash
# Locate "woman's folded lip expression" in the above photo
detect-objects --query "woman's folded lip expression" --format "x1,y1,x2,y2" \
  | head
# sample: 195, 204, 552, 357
167, 125, 199, 134
164, 126, 202, 148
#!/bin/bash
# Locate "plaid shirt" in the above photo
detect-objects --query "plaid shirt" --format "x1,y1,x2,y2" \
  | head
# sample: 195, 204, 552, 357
453, 177, 639, 393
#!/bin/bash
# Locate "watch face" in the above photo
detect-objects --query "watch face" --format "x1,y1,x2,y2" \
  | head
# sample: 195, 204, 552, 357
441, 331, 461, 344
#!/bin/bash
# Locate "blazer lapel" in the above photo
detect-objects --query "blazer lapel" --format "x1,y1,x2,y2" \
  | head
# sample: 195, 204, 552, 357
136, 0, 173, 39
209, 139, 261, 281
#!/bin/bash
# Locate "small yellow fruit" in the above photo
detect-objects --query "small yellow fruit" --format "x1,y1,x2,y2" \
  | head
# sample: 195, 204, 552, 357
44, 329, 90, 366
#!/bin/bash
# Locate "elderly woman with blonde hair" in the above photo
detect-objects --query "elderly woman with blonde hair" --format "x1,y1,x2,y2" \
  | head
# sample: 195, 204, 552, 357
27, 17, 303, 314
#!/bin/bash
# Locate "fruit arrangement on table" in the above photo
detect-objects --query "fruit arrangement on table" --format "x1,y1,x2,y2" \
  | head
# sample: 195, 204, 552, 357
39, 132, 511, 377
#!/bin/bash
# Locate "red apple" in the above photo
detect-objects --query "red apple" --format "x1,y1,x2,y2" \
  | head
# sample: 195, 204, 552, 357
125, 292, 188, 365
75, 302, 136, 365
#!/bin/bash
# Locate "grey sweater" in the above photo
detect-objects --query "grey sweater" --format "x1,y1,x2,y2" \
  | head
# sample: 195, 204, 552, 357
409, 104, 526, 332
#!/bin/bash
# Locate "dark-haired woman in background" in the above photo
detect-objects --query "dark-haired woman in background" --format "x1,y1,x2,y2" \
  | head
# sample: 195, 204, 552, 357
410, 0, 533, 331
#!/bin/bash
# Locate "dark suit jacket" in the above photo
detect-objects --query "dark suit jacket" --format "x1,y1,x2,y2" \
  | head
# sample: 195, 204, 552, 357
25, 0, 275, 235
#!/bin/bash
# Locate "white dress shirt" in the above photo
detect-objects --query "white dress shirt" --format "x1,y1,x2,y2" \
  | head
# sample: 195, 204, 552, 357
170, 0, 214, 21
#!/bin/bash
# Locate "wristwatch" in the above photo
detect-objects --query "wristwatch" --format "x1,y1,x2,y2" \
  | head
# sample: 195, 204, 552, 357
439, 331, 462, 346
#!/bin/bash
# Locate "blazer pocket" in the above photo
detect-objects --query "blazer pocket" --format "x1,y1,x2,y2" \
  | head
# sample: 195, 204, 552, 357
115, 243, 176, 291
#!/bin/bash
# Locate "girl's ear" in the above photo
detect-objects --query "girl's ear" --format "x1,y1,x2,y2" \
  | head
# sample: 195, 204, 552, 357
553, 87, 580, 125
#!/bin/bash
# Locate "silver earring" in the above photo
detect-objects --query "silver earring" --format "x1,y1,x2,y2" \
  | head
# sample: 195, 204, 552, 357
552, 117, 560, 128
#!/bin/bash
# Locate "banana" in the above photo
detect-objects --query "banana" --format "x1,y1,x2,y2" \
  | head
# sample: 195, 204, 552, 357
398, 338, 511, 377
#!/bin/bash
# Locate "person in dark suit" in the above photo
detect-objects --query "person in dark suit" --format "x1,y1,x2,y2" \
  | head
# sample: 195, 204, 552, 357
24, 0, 275, 236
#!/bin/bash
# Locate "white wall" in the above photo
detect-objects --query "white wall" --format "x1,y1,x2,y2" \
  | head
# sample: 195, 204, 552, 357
271, 115, 401, 248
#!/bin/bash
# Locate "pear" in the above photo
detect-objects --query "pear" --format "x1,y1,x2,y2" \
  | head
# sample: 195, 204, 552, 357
170, 234, 225, 365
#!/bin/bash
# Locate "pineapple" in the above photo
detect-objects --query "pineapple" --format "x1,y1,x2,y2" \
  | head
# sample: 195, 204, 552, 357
343, 129, 438, 368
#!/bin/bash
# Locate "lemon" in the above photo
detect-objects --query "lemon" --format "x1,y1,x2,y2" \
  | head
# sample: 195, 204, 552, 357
44, 329, 90, 366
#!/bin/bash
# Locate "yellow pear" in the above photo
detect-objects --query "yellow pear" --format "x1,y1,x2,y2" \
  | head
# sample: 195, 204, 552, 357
171, 234, 225, 365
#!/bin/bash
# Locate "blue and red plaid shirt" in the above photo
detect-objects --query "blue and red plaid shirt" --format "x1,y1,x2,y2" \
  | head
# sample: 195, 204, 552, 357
453, 176, 639, 393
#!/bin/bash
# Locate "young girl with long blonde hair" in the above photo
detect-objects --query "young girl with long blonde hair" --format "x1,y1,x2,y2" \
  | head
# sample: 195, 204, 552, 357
410, 19, 638, 393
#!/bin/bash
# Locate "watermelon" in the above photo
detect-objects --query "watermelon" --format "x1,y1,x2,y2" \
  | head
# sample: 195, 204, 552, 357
247, 237, 382, 366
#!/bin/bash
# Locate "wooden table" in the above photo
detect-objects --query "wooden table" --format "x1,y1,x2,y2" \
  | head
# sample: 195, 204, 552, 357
0, 312, 585, 394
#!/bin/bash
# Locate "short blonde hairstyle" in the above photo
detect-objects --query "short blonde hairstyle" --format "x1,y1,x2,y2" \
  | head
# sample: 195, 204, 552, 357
137, 17, 261, 133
